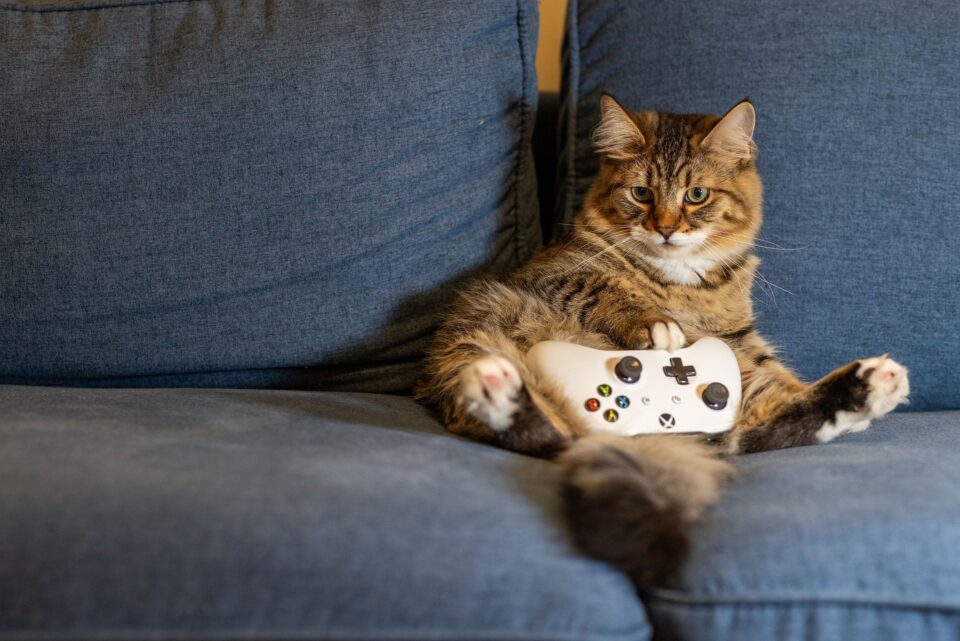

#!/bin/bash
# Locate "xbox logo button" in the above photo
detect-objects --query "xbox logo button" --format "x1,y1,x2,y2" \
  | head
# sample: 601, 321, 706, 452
658, 413, 676, 429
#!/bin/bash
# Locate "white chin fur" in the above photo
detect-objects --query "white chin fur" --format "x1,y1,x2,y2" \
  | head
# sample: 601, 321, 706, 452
645, 255, 712, 285
638, 232, 746, 285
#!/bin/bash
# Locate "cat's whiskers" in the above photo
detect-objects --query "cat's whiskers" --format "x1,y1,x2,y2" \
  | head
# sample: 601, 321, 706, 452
753, 270, 793, 296
700, 229, 797, 304
704, 237, 791, 306
557, 222, 633, 245
564, 233, 639, 275
557, 222, 634, 228
549, 222, 626, 255
706, 229, 805, 252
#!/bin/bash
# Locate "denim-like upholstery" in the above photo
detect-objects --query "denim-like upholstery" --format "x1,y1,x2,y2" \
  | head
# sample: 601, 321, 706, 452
561, 0, 960, 411
0, 0, 540, 394
0, 385, 650, 641
4, 2, 958, 640
4, 386, 959, 641
648, 411, 960, 640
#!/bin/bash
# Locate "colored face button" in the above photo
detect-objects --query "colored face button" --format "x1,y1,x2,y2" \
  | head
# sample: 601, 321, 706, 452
615, 395, 630, 408
597, 384, 612, 397
584, 398, 601, 412
604, 409, 619, 423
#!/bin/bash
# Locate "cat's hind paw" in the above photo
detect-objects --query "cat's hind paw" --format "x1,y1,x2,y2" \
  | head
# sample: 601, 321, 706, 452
858, 355, 910, 417
459, 355, 523, 431
816, 355, 909, 443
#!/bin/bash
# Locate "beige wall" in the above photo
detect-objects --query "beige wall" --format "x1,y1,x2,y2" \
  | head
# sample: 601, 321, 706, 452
536, 0, 568, 91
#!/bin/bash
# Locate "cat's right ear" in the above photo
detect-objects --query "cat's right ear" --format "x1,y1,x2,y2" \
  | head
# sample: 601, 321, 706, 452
594, 94, 645, 160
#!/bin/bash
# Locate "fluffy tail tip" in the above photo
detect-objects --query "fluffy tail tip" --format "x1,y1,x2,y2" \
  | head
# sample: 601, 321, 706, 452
558, 434, 735, 587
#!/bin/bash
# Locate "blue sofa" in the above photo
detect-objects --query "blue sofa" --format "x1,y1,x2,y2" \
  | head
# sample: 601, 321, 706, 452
2, 1, 958, 640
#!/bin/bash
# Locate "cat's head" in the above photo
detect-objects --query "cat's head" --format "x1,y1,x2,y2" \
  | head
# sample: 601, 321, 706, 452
583, 95, 762, 279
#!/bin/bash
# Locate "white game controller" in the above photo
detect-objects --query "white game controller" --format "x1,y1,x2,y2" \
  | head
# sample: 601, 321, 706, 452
525, 337, 742, 436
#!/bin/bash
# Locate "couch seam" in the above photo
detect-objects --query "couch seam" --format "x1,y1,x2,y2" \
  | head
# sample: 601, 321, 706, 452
648, 594, 960, 614
511, 0, 530, 268
0, 629, 650, 641
561, 0, 581, 227
7, 355, 419, 386
0, 0, 204, 12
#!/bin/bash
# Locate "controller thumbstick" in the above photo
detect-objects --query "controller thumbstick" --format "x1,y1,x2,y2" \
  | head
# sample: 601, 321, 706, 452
702, 382, 729, 410
615, 356, 643, 383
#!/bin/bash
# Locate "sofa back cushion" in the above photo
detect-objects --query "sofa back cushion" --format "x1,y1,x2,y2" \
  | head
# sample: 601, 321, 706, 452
0, 0, 540, 393
561, 0, 960, 410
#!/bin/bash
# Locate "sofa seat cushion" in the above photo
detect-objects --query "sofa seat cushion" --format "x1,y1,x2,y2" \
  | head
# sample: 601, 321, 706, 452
648, 411, 960, 640
0, 385, 649, 641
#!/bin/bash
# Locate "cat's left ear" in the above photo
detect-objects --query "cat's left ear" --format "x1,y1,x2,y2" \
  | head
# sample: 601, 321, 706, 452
701, 99, 756, 160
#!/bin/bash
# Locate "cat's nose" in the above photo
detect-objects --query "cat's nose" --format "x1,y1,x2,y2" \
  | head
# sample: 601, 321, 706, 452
655, 224, 676, 240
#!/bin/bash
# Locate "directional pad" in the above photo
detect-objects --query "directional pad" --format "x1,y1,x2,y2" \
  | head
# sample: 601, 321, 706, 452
663, 357, 697, 385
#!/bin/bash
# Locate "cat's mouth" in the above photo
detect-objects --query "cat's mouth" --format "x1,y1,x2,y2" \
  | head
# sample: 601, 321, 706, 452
650, 235, 700, 251
632, 229, 708, 257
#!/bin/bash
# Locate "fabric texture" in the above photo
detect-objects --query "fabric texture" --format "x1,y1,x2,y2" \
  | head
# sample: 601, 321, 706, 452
648, 411, 960, 640
0, 0, 541, 394
4, 387, 958, 641
0, 385, 650, 641
561, 0, 960, 410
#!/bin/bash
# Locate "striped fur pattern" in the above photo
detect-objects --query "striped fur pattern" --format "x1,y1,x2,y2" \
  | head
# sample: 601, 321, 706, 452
415, 96, 910, 585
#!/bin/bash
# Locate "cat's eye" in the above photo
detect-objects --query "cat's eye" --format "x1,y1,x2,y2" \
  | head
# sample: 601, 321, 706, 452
685, 186, 710, 204
631, 186, 654, 203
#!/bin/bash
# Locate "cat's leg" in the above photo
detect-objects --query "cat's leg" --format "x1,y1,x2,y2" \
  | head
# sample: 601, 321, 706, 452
416, 279, 604, 458
588, 305, 687, 352
458, 353, 523, 432
418, 327, 590, 459
458, 348, 583, 457
727, 351, 910, 454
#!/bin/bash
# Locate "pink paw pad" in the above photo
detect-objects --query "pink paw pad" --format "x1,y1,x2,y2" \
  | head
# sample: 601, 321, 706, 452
483, 374, 504, 390
859, 355, 910, 417
459, 355, 523, 432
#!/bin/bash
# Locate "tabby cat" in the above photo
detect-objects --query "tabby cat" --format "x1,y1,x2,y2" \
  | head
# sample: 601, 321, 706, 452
415, 95, 910, 586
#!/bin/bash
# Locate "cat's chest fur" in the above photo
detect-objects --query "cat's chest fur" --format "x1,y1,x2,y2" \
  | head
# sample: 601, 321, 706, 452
644, 253, 725, 286
626, 253, 759, 336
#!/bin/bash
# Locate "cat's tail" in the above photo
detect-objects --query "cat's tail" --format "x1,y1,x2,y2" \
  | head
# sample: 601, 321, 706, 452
558, 433, 735, 587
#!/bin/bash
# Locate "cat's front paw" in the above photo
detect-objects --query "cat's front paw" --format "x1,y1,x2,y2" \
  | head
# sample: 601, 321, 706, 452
651, 320, 686, 351
459, 355, 523, 431
858, 355, 910, 417
638, 320, 686, 351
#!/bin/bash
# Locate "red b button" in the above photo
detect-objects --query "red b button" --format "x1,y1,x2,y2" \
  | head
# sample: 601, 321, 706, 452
584, 398, 601, 412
